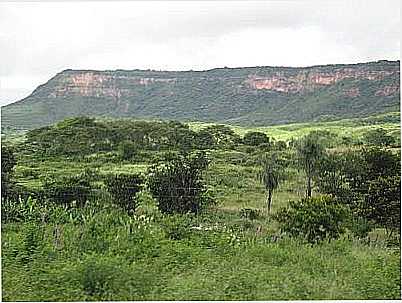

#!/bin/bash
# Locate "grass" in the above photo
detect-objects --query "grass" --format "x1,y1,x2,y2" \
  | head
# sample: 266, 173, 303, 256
2, 218, 400, 301
189, 111, 400, 141
1, 114, 401, 301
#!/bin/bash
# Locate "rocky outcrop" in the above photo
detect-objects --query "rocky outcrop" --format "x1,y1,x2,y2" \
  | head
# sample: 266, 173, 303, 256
244, 68, 398, 94
375, 85, 400, 97
42, 72, 177, 100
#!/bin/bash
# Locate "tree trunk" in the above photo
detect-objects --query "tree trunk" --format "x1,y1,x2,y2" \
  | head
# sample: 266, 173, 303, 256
306, 176, 312, 198
266, 189, 273, 213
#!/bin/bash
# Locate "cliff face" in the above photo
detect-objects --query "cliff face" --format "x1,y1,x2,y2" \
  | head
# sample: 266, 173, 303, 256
2, 60, 400, 130
40, 72, 177, 100
245, 68, 397, 94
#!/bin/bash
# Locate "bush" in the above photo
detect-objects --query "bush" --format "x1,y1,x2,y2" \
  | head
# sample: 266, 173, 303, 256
147, 151, 214, 214
274, 195, 349, 243
17, 223, 45, 264
363, 128, 395, 147
118, 140, 138, 160
243, 131, 269, 146
104, 174, 144, 212
43, 175, 91, 207
1, 144, 17, 200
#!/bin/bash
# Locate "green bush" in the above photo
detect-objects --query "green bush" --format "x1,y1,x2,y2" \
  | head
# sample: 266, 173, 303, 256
243, 131, 269, 146
17, 223, 45, 264
363, 128, 395, 147
1, 144, 17, 201
148, 151, 214, 214
43, 175, 91, 207
104, 174, 144, 212
118, 140, 138, 160
274, 195, 349, 243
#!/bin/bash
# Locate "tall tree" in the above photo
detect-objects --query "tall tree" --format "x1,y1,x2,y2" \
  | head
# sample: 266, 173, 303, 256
258, 153, 285, 213
296, 133, 324, 198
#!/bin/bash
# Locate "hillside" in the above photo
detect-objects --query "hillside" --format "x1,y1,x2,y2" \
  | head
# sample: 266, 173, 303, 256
1, 60, 400, 131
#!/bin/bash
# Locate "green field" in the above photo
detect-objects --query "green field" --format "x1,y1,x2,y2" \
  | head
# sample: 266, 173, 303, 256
189, 111, 400, 141
1, 114, 401, 301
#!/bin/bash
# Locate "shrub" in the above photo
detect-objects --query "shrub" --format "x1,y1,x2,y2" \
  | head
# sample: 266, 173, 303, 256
147, 151, 214, 214
118, 140, 138, 160
104, 174, 144, 212
43, 175, 91, 207
1, 144, 17, 200
243, 131, 269, 146
363, 128, 395, 147
274, 195, 349, 243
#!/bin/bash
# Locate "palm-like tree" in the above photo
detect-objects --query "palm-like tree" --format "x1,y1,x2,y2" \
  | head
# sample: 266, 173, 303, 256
296, 134, 324, 198
258, 153, 282, 213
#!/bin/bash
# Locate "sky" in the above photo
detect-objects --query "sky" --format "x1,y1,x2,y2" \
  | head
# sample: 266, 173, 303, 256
0, 0, 400, 106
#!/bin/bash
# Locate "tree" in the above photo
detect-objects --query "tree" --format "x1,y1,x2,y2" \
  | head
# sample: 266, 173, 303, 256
147, 151, 213, 214
243, 131, 269, 146
202, 125, 240, 149
296, 133, 324, 198
315, 152, 349, 200
315, 147, 400, 236
258, 153, 284, 213
361, 175, 400, 235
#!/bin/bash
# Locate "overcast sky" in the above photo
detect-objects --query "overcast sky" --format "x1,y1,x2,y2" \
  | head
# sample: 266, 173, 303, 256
0, 0, 400, 105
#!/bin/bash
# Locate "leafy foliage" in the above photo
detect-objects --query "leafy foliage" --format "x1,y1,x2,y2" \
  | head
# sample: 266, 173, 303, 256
42, 174, 91, 207
296, 133, 325, 197
361, 175, 400, 233
258, 152, 286, 212
363, 128, 395, 146
104, 174, 144, 212
315, 147, 400, 234
118, 140, 138, 160
1, 144, 17, 200
148, 151, 213, 214
275, 195, 349, 243
243, 131, 269, 146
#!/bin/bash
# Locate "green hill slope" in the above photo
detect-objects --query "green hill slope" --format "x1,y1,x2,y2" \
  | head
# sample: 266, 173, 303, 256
1, 60, 400, 131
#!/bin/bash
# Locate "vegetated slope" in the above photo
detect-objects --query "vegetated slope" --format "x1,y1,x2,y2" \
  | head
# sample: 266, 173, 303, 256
1, 60, 400, 131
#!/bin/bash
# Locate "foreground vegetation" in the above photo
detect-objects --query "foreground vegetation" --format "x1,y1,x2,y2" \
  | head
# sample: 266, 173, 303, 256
1, 115, 401, 300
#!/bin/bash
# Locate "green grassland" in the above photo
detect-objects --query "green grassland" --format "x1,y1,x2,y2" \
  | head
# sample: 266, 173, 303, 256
1, 114, 401, 301
189, 111, 400, 141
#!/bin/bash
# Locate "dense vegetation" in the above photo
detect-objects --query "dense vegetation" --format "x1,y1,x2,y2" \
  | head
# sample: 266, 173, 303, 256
1, 115, 401, 300
1, 60, 399, 131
